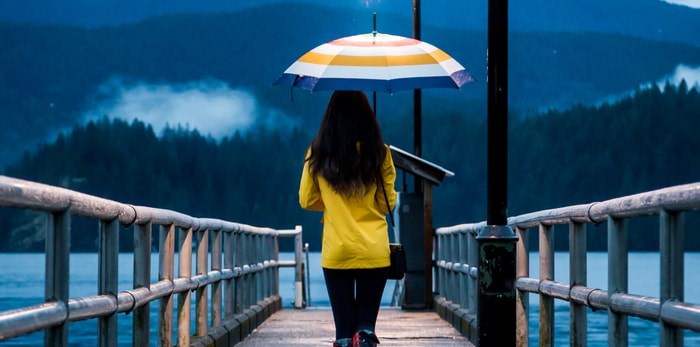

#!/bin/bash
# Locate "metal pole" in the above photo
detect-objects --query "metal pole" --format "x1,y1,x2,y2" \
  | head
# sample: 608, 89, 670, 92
177, 227, 193, 347
133, 223, 151, 347
158, 224, 175, 347
515, 227, 529, 347
660, 210, 684, 347
45, 211, 70, 347
196, 228, 209, 337
608, 217, 628, 346
211, 229, 223, 326
539, 224, 554, 346
294, 226, 304, 308
413, 0, 422, 193
98, 218, 119, 347
477, 0, 516, 345
486, 0, 508, 225
570, 222, 587, 346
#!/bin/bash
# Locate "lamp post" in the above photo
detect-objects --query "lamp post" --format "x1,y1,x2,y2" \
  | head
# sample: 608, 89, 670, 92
413, 0, 422, 186
476, 0, 517, 345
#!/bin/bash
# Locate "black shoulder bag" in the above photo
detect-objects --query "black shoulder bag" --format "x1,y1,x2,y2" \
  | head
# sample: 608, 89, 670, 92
380, 178, 406, 280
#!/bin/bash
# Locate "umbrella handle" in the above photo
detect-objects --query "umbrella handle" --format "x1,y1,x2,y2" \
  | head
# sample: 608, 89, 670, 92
373, 91, 377, 117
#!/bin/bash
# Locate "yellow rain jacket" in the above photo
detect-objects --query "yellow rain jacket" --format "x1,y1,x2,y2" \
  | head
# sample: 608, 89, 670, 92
299, 145, 397, 269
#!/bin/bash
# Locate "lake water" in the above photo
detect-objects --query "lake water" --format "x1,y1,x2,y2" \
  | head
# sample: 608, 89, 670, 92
0, 252, 699, 346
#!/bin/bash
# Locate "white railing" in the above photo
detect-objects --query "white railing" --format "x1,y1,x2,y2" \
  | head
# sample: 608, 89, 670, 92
435, 182, 700, 346
0, 175, 305, 346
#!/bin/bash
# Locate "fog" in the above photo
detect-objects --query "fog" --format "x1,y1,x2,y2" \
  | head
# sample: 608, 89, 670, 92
83, 78, 295, 138
660, 64, 700, 88
661, 0, 700, 9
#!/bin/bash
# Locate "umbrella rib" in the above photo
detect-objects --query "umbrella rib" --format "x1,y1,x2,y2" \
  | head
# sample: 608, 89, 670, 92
383, 46, 392, 93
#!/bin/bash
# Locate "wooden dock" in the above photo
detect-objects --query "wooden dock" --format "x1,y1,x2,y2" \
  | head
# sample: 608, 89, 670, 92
236, 307, 472, 346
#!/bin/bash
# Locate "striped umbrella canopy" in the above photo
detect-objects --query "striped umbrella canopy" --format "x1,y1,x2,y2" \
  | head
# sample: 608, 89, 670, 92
273, 32, 474, 93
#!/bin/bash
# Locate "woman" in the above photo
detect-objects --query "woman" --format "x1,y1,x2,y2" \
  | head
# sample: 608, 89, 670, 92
299, 90, 397, 347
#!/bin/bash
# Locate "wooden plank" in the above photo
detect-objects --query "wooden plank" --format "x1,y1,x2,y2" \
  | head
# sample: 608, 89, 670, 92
237, 308, 472, 346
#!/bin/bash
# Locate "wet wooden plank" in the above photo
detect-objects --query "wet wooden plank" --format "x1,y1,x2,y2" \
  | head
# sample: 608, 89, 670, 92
236, 307, 472, 346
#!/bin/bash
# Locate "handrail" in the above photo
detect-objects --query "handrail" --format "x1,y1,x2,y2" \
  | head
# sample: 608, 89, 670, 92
0, 175, 306, 346
435, 182, 700, 346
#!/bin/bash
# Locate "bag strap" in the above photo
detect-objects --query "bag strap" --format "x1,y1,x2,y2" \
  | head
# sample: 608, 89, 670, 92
379, 175, 395, 228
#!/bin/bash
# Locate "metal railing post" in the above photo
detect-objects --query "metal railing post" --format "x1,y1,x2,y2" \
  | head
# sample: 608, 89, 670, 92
223, 230, 235, 319
133, 222, 151, 347
98, 218, 119, 347
444, 233, 453, 302
158, 224, 175, 346
273, 232, 280, 298
294, 225, 304, 308
660, 210, 684, 347
211, 229, 222, 326
515, 226, 529, 347
608, 217, 628, 347
256, 233, 263, 304
45, 210, 70, 347
570, 222, 587, 347
196, 228, 209, 337
539, 223, 554, 347
435, 233, 442, 298
236, 231, 247, 313
450, 232, 458, 303
458, 230, 468, 308
467, 230, 478, 314
177, 226, 193, 346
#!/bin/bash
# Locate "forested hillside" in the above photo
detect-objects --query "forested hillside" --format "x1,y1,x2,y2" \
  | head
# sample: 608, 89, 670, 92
2, 83, 699, 252
2, 4, 700, 167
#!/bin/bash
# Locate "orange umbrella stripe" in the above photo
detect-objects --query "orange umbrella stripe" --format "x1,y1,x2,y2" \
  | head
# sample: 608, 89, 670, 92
298, 49, 452, 67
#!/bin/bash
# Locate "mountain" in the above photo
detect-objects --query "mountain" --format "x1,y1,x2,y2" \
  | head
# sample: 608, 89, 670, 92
3, 83, 699, 252
0, 0, 698, 47
1, 4, 699, 169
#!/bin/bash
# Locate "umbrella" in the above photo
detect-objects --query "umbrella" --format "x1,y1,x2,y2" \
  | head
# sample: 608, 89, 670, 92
273, 31, 473, 93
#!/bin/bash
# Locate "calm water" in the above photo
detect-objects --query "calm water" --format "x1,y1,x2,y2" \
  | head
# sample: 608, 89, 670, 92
0, 252, 699, 346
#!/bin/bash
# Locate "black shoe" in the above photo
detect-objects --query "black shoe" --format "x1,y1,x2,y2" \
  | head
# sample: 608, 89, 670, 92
352, 330, 380, 347
333, 337, 352, 347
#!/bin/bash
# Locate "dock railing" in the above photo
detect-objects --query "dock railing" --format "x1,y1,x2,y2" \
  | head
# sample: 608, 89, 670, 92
435, 182, 700, 346
0, 175, 305, 346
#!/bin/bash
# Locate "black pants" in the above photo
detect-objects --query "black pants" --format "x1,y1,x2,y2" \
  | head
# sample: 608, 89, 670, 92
323, 267, 389, 340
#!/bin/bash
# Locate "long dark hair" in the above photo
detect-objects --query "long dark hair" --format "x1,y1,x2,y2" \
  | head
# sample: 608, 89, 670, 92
306, 90, 387, 197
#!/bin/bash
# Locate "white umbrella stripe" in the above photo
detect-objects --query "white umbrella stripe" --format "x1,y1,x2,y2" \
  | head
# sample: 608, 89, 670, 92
286, 62, 465, 80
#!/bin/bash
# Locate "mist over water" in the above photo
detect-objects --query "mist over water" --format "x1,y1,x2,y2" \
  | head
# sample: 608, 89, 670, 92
82, 78, 296, 138
595, 64, 700, 107
660, 0, 700, 8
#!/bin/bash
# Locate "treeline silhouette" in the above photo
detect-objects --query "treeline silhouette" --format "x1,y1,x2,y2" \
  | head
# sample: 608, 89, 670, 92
3, 4, 700, 167
2, 82, 699, 252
